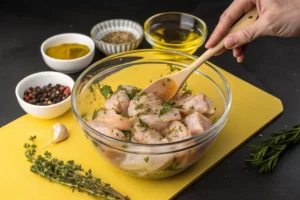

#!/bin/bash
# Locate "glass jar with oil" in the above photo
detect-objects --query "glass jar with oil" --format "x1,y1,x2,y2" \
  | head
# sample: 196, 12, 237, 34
144, 12, 207, 54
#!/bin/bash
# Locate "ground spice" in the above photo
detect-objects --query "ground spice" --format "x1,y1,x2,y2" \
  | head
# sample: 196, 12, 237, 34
101, 31, 136, 44
46, 43, 90, 60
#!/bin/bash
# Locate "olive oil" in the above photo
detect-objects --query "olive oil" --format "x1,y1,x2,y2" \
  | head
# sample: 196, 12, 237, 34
149, 23, 206, 54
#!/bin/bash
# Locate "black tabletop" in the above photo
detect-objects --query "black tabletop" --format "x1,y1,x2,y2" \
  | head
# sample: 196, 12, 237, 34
1, 0, 300, 199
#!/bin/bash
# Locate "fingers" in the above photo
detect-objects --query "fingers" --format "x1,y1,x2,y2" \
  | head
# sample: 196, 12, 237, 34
224, 18, 264, 49
214, 48, 226, 56
237, 54, 245, 63
205, 0, 255, 48
233, 45, 248, 63
233, 44, 248, 57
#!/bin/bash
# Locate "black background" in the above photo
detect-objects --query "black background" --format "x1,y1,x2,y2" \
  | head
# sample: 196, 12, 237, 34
1, 0, 300, 199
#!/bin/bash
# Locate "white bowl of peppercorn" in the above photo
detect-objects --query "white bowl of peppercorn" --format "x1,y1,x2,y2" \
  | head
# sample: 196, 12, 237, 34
15, 71, 74, 119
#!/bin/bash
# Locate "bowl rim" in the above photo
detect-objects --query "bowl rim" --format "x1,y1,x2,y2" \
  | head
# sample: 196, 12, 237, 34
16, 71, 74, 108
40, 33, 95, 62
90, 19, 144, 46
71, 49, 232, 148
144, 12, 208, 47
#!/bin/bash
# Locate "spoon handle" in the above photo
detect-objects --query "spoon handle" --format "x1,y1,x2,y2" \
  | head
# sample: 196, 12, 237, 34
185, 7, 259, 74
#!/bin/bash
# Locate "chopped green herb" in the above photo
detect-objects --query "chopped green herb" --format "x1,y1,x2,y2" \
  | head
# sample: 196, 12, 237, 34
121, 145, 128, 149
93, 80, 101, 94
117, 85, 142, 100
100, 85, 113, 100
135, 103, 144, 110
212, 117, 218, 124
138, 119, 150, 129
175, 105, 183, 109
159, 101, 173, 117
181, 83, 192, 94
117, 85, 126, 91
127, 88, 141, 100
162, 82, 166, 86
144, 157, 149, 163
189, 106, 195, 110
89, 86, 96, 100
164, 157, 178, 171
137, 107, 151, 117
179, 126, 183, 132
121, 113, 130, 118
122, 130, 132, 142
92, 108, 103, 120
167, 64, 181, 74
169, 126, 176, 134
80, 112, 87, 121
133, 92, 146, 101
131, 126, 136, 133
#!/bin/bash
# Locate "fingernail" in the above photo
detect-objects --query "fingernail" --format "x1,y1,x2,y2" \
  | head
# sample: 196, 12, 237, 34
225, 37, 237, 49
237, 56, 243, 63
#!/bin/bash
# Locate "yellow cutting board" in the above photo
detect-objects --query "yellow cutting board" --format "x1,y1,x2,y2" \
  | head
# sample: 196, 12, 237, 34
0, 62, 283, 200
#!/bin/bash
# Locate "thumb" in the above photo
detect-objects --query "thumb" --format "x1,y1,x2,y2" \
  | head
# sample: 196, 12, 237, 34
224, 19, 264, 49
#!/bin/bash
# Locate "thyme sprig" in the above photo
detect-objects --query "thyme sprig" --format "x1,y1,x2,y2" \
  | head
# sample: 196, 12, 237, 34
245, 125, 300, 174
24, 136, 129, 200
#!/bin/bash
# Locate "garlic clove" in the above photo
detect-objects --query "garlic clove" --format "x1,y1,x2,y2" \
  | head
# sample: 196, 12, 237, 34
43, 123, 69, 149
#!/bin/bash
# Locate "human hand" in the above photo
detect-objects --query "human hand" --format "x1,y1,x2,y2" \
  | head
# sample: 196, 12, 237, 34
205, 0, 300, 62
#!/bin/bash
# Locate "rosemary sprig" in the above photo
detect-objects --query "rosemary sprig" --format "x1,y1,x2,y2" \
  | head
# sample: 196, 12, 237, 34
245, 125, 300, 174
24, 136, 129, 200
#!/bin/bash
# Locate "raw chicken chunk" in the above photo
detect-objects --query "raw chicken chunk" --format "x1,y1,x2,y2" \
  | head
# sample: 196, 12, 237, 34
184, 112, 213, 135
120, 153, 174, 172
128, 93, 161, 117
88, 121, 126, 140
131, 120, 168, 144
128, 93, 181, 131
163, 121, 192, 142
173, 93, 215, 116
139, 114, 169, 131
104, 90, 130, 114
94, 109, 133, 130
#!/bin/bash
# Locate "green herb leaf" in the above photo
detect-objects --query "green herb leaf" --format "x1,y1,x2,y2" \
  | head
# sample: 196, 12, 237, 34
159, 101, 173, 117
174, 105, 183, 109
138, 119, 150, 129
133, 92, 146, 101
24, 136, 130, 200
100, 85, 113, 100
80, 112, 87, 121
135, 103, 144, 110
92, 109, 102, 120
164, 157, 178, 171
245, 124, 300, 174
144, 157, 149, 163
122, 130, 132, 142
121, 113, 130, 118
181, 83, 192, 94
212, 117, 218, 124
167, 64, 181, 74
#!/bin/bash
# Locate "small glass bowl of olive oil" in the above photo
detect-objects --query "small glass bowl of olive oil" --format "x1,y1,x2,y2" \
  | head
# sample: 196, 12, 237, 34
144, 12, 207, 54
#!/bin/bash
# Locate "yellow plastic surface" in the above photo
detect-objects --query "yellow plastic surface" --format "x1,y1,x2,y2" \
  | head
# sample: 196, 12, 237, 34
0, 62, 283, 200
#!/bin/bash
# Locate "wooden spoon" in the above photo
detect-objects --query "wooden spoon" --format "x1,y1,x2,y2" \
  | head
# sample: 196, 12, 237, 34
142, 7, 259, 101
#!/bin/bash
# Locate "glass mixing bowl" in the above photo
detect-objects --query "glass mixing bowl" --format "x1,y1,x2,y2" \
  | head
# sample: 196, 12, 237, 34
71, 49, 231, 179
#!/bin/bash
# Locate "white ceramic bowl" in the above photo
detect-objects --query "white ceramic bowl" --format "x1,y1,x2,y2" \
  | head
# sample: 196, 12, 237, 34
90, 19, 143, 55
15, 71, 75, 119
41, 33, 95, 74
